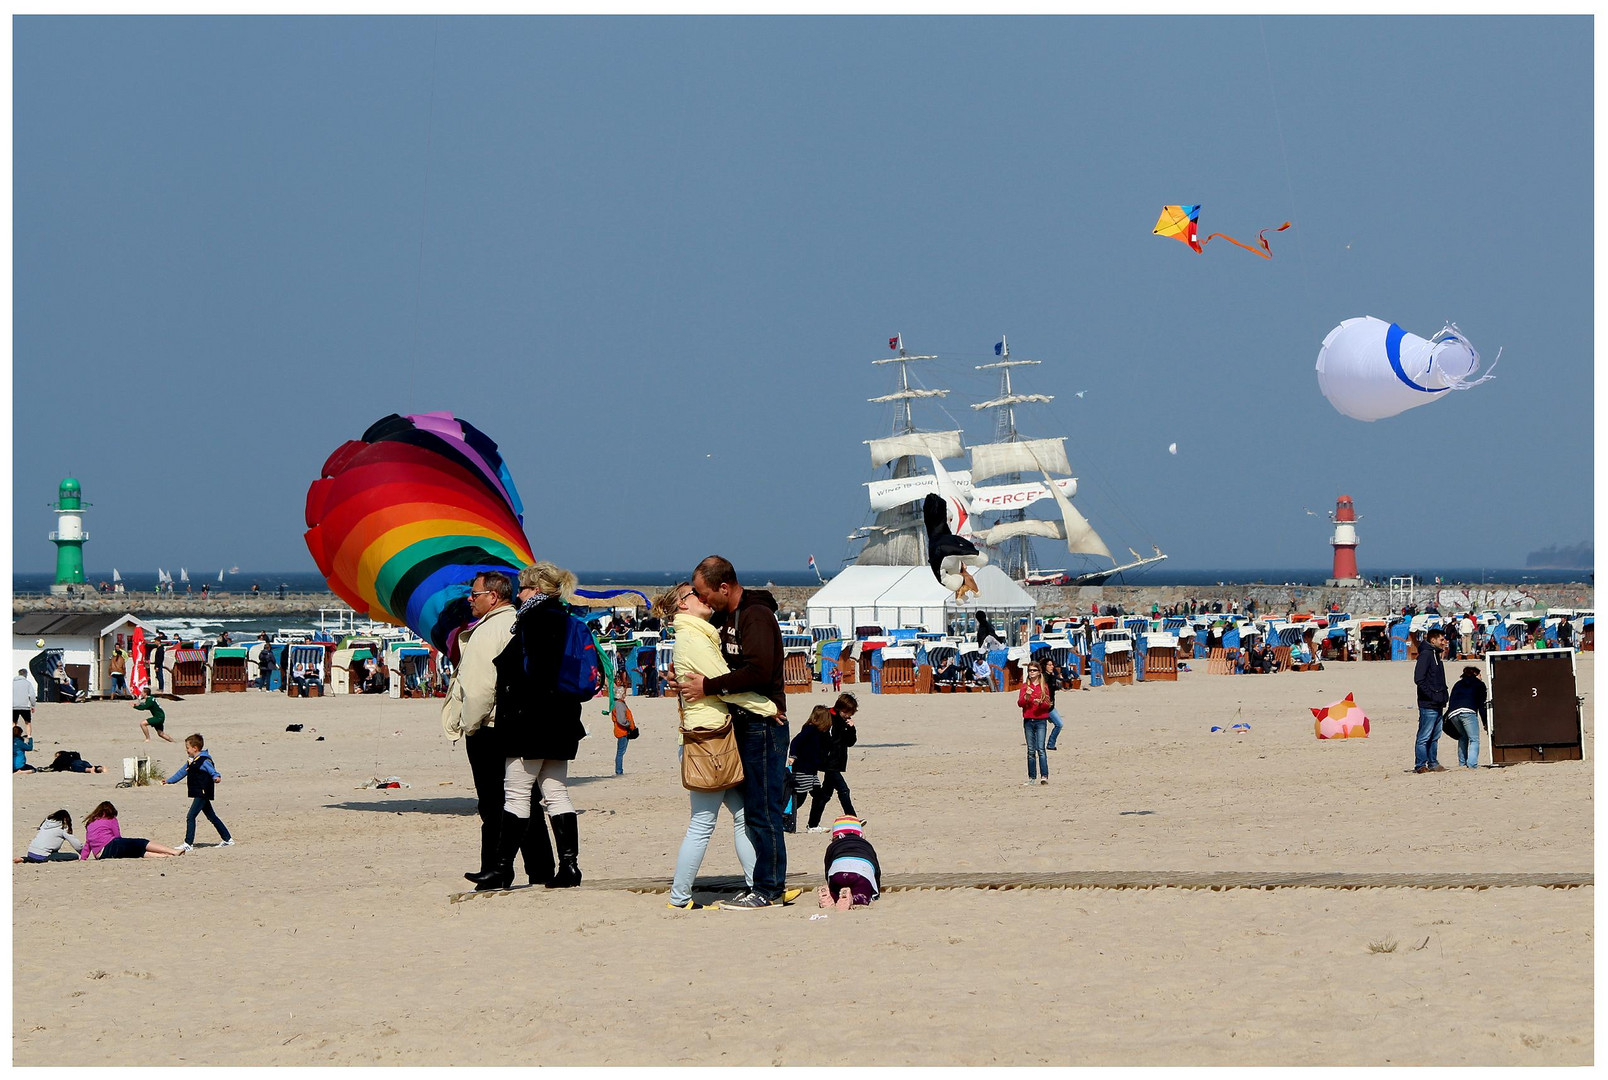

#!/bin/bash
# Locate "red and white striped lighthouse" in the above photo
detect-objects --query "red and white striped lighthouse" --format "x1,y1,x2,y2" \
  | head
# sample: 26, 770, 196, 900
1326, 495, 1362, 586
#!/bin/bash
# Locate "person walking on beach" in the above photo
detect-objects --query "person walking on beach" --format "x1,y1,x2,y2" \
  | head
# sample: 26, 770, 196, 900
13, 670, 35, 728
468, 562, 590, 892
787, 706, 830, 833
441, 570, 528, 887
653, 582, 781, 910
806, 693, 859, 830
611, 700, 638, 776
676, 556, 794, 910
1443, 665, 1488, 769
133, 688, 176, 743
163, 733, 234, 851
256, 634, 277, 692
1018, 661, 1052, 785
1413, 627, 1449, 773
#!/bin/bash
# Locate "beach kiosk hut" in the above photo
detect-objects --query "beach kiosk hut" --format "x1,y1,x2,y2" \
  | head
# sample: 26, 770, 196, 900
11, 612, 151, 700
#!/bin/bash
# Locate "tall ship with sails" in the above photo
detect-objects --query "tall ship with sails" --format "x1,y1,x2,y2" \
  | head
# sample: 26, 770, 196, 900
847, 336, 1166, 587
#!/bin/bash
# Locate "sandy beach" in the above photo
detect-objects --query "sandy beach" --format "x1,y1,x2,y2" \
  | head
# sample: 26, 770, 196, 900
12, 655, 1592, 1066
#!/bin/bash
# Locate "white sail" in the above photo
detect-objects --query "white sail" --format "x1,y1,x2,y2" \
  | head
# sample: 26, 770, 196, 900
969, 477, 1077, 512
866, 470, 974, 513
868, 388, 950, 403
179, 568, 189, 582
973, 392, 1053, 410
218, 569, 225, 582
158, 569, 169, 584
866, 430, 965, 469
969, 437, 1072, 482
974, 519, 1066, 545
1022, 447, 1114, 560
111, 568, 121, 582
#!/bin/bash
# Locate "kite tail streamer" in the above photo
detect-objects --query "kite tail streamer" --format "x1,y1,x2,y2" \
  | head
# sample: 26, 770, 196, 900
1201, 233, 1271, 258
1202, 222, 1290, 259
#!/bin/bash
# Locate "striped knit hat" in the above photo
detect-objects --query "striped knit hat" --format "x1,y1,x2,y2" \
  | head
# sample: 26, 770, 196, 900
831, 816, 864, 837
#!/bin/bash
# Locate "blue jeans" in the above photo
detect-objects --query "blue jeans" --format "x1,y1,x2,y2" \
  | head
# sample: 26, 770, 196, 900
1023, 718, 1049, 779
734, 711, 789, 900
670, 787, 756, 905
1446, 709, 1481, 768
1046, 708, 1063, 749
185, 797, 232, 845
1414, 706, 1444, 769
615, 735, 629, 774
110, 674, 127, 696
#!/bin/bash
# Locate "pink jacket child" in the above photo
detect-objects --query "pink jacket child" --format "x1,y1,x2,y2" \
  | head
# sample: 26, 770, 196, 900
79, 803, 184, 860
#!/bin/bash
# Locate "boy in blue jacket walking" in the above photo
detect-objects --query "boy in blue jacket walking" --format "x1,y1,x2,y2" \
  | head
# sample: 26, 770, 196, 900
163, 733, 234, 851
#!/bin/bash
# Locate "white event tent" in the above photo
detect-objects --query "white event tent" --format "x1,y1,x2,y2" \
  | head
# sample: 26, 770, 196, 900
806, 565, 1036, 635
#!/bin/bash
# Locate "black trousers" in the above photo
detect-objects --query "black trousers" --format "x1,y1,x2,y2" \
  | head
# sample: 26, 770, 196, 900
808, 770, 855, 826
465, 728, 552, 879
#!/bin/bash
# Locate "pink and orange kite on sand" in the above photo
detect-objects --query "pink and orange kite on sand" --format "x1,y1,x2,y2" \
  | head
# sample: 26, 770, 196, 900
1312, 694, 1370, 739
1153, 204, 1291, 259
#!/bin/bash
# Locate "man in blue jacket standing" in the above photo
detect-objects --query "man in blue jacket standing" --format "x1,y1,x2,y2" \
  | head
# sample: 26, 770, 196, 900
1413, 627, 1449, 773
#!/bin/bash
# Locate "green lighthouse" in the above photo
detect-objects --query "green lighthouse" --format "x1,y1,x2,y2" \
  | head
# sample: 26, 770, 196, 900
49, 477, 89, 591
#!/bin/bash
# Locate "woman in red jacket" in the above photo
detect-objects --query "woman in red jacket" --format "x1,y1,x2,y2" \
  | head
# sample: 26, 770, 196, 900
1017, 662, 1052, 785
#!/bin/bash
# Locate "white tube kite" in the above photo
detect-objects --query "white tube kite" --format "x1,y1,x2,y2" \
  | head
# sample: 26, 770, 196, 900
1315, 316, 1496, 422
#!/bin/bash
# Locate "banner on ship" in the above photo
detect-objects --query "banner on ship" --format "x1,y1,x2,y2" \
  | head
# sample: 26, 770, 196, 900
968, 477, 1078, 512
866, 471, 975, 513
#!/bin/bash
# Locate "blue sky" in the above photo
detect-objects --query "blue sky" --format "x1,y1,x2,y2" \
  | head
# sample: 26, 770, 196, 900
12, 15, 1593, 576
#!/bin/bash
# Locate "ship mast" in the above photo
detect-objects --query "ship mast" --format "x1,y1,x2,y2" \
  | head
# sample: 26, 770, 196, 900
853, 340, 952, 567
973, 337, 1052, 580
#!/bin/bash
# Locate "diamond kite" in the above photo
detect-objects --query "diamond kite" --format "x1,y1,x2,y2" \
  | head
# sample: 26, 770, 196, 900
1152, 204, 1290, 259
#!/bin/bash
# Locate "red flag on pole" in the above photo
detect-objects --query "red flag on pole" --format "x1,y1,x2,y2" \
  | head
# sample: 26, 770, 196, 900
129, 627, 148, 697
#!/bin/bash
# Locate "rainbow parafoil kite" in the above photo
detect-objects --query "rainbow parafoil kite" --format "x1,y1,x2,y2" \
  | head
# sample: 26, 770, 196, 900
1312, 693, 1370, 739
304, 413, 535, 652
1316, 317, 1497, 422
1152, 204, 1290, 259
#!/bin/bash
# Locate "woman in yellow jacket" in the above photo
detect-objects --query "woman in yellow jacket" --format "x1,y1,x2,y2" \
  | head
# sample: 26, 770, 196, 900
654, 582, 778, 910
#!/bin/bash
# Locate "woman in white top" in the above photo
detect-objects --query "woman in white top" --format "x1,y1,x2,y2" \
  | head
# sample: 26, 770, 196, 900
653, 582, 779, 910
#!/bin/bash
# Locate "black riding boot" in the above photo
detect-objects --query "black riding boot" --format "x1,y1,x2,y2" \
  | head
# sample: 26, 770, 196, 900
467, 812, 528, 891
546, 812, 582, 889
523, 811, 554, 886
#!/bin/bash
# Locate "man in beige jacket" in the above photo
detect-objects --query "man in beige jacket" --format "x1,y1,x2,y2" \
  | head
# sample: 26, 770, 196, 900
441, 571, 518, 883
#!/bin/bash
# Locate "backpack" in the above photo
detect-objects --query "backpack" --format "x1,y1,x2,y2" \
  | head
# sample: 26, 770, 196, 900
49, 750, 83, 772
554, 612, 603, 702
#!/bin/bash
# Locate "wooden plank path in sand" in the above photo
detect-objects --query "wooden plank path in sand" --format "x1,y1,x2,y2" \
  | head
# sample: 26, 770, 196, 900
450, 870, 1591, 903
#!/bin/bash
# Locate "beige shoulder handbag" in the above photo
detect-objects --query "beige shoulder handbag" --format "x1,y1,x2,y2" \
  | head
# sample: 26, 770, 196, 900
680, 716, 745, 791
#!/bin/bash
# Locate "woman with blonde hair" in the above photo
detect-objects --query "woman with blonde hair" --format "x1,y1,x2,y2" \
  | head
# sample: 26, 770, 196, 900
652, 581, 785, 910
468, 561, 587, 891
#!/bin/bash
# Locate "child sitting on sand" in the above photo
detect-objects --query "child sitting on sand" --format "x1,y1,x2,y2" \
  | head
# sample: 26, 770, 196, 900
817, 816, 880, 911
15, 810, 82, 863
